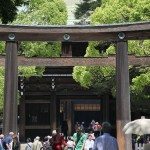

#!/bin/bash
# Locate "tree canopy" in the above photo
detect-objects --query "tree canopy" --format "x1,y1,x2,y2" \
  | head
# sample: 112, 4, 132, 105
73, 0, 150, 102
74, 0, 101, 24
0, 0, 68, 112
0, 0, 28, 24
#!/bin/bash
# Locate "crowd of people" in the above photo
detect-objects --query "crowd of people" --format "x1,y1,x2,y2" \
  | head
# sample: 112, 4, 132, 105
25, 120, 118, 150
0, 132, 20, 150
0, 121, 119, 150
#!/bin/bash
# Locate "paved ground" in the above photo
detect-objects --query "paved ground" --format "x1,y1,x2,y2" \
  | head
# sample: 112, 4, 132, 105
20, 144, 26, 150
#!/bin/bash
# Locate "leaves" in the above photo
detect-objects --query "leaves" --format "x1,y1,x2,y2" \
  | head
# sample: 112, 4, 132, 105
73, 0, 150, 99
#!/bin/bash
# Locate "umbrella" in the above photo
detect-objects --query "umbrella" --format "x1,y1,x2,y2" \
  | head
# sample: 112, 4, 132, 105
123, 118, 150, 135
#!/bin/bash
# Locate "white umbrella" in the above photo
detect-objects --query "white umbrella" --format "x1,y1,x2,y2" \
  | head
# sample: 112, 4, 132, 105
123, 118, 150, 135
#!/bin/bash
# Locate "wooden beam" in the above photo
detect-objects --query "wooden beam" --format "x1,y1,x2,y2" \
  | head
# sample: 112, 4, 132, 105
3, 42, 18, 134
0, 22, 149, 41
0, 55, 150, 66
116, 41, 131, 150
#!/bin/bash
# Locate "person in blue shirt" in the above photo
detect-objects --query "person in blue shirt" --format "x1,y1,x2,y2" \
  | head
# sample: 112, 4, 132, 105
2, 132, 14, 150
93, 122, 119, 150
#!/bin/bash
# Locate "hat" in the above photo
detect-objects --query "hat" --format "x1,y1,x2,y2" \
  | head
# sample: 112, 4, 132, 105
52, 130, 57, 135
35, 136, 40, 140
95, 122, 99, 125
47, 135, 51, 139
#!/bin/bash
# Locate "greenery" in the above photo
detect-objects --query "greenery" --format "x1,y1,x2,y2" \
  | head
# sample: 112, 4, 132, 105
74, 0, 101, 24
0, 0, 28, 24
0, 0, 68, 113
73, 0, 150, 103
0, 67, 4, 112
75, 0, 101, 19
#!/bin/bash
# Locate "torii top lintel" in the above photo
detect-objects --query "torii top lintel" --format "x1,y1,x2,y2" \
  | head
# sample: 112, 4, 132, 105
0, 21, 150, 42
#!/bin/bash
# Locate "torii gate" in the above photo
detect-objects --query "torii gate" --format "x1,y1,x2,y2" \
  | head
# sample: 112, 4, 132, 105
0, 21, 150, 150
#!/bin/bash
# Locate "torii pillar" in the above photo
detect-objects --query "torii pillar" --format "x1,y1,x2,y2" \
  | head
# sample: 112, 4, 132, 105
116, 36, 132, 150
3, 41, 18, 134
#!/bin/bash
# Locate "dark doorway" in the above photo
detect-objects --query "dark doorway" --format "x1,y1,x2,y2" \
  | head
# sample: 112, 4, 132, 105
74, 111, 101, 128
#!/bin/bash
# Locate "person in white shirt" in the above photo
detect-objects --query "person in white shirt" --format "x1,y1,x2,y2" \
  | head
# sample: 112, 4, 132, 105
83, 134, 94, 150
32, 136, 42, 150
66, 136, 75, 150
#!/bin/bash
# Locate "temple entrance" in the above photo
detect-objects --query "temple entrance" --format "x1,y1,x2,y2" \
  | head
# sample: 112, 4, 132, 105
59, 99, 101, 134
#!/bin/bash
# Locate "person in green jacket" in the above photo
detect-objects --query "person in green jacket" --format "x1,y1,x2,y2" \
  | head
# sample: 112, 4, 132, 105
73, 127, 87, 150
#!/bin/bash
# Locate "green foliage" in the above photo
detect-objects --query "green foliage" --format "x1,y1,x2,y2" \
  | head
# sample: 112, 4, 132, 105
14, 0, 67, 25
73, 66, 115, 95
131, 67, 150, 100
73, 66, 92, 88
12, 0, 67, 57
20, 42, 61, 57
18, 66, 45, 78
73, 0, 150, 99
0, 0, 28, 24
128, 40, 150, 56
0, 42, 5, 54
85, 42, 101, 57
91, 0, 150, 24
0, 67, 4, 112
75, 0, 102, 19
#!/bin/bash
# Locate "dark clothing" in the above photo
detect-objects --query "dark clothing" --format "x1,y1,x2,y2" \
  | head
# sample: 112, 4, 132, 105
61, 121, 68, 139
12, 141, 20, 150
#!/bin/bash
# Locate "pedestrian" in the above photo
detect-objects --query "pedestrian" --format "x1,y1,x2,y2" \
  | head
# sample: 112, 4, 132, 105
43, 136, 52, 150
66, 136, 75, 150
61, 120, 68, 140
83, 134, 94, 150
12, 134, 20, 150
25, 138, 32, 150
93, 122, 119, 150
50, 130, 66, 150
73, 127, 87, 150
2, 132, 14, 150
32, 136, 42, 150
0, 134, 4, 150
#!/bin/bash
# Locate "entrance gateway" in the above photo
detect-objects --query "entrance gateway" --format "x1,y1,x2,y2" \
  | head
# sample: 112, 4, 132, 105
0, 22, 150, 150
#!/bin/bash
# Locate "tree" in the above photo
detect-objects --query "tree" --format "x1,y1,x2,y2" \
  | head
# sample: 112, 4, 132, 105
73, 0, 150, 99
0, 0, 68, 113
74, 0, 101, 24
0, 0, 28, 24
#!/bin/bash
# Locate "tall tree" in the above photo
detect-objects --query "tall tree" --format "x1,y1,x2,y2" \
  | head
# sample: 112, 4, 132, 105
0, 0, 68, 113
74, 0, 101, 24
73, 0, 150, 99
0, 0, 28, 24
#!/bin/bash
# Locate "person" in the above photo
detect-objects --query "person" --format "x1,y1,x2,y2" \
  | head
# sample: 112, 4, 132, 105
83, 134, 94, 150
93, 122, 101, 138
50, 130, 66, 150
66, 136, 75, 150
61, 120, 68, 140
0, 134, 4, 150
32, 136, 42, 150
43, 136, 52, 150
73, 127, 87, 150
93, 122, 119, 150
12, 135, 20, 150
25, 138, 32, 150
2, 132, 14, 150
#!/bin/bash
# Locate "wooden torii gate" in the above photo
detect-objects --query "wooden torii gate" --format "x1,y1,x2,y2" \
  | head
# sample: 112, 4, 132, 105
0, 22, 150, 150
